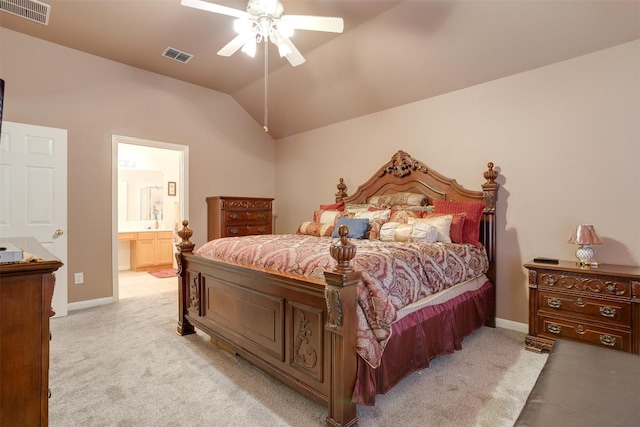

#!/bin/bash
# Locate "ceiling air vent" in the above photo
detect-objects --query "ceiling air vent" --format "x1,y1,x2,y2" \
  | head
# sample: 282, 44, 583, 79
0, 0, 51, 25
162, 47, 193, 64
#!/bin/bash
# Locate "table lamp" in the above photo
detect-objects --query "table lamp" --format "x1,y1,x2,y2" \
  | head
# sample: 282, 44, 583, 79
567, 224, 603, 266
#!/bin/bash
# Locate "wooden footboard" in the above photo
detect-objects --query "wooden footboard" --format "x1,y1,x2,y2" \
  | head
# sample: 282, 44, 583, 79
175, 222, 360, 427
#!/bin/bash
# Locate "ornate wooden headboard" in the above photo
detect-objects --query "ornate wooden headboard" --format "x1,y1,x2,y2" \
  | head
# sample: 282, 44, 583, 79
334, 150, 499, 309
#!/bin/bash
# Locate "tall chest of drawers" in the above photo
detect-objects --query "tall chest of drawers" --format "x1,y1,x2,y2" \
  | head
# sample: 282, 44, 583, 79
524, 260, 640, 354
206, 196, 274, 241
0, 237, 63, 426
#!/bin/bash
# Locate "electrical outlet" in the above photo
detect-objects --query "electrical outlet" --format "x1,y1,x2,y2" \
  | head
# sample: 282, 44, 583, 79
74, 272, 84, 284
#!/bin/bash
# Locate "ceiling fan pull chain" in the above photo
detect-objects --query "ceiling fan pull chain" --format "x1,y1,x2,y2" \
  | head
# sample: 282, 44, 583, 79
263, 39, 269, 132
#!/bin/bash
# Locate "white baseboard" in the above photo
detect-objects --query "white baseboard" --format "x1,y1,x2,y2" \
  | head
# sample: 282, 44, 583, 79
68, 297, 114, 312
496, 317, 528, 333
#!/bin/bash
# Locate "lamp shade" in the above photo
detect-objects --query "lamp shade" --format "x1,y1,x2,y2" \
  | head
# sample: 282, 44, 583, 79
567, 224, 603, 246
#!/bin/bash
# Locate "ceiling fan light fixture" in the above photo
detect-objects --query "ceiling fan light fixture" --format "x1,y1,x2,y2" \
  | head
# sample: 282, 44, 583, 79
276, 22, 294, 38
233, 18, 253, 35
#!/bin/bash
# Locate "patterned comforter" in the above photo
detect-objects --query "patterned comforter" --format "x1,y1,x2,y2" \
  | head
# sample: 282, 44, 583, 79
196, 234, 488, 368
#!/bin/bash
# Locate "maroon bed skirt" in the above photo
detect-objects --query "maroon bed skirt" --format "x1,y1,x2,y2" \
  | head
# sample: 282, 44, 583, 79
353, 280, 494, 405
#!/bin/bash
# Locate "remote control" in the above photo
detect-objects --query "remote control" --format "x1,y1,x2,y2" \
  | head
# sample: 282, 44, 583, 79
533, 257, 559, 264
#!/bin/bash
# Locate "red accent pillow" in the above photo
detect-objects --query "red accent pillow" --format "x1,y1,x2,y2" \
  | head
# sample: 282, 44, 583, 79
433, 200, 486, 247
422, 212, 466, 244
319, 201, 345, 211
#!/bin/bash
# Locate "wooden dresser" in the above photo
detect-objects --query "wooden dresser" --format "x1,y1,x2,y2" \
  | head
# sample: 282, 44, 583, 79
0, 237, 63, 427
524, 260, 640, 354
206, 196, 274, 241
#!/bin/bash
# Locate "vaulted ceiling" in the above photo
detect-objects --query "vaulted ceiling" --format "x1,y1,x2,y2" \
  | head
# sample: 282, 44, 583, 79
1, 1, 639, 139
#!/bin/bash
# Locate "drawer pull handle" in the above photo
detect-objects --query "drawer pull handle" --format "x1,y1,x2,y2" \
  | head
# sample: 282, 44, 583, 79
547, 298, 562, 309
229, 214, 239, 220
229, 228, 239, 235
599, 334, 616, 347
574, 297, 585, 307
258, 213, 266, 219
257, 227, 266, 233
599, 306, 616, 318
577, 325, 584, 333
547, 277, 556, 285
547, 323, 561, 334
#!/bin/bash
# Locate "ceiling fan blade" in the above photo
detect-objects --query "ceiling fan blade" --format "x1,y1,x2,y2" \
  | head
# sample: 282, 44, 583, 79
181, 0, 249, 19
280, 15, 344, 33
278, 33, 305, 67
217, 33, 251, 57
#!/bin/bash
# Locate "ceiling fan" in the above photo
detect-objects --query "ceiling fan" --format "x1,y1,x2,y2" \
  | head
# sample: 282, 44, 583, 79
181, 0, 344, 67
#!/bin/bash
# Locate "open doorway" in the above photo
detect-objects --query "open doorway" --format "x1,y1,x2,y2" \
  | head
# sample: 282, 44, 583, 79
111, 135, 189, 301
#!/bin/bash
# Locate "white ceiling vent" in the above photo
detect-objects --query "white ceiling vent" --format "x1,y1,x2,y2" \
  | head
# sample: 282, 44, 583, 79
162, 47, 193, 64
0, 0, 51, 25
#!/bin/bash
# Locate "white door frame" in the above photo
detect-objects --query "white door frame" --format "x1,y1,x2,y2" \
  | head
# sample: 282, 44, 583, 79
111, 135, 189, 301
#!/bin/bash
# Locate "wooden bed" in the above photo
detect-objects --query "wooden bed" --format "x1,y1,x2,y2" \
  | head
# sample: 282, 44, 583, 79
175, 151, 499, 427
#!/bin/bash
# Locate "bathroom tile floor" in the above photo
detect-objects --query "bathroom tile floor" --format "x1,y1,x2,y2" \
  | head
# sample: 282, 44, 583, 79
118, 269, 176, 299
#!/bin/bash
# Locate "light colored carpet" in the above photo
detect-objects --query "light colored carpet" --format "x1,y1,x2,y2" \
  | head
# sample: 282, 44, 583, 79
49, 273, 547, 426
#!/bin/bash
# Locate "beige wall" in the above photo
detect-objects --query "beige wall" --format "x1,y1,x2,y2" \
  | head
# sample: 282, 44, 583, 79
275, 40, 640, 325
0, 28, 275, 303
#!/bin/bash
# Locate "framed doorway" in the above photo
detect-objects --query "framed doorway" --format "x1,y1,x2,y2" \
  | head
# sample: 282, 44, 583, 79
111, 135, 189, 301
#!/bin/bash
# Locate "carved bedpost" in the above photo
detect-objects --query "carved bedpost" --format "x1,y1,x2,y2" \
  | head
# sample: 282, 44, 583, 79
335, 178, 348, 202
176, 220, 196, 336
481, 163, 499, 327
324, 225, 360, 427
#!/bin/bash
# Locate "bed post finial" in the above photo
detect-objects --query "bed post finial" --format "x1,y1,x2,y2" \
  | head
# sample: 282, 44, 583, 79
335, 178, 348, 202
176, 220, 195, 253
175, 220, 195, 276
482, 162, 499, 212
329, 225, 357, 274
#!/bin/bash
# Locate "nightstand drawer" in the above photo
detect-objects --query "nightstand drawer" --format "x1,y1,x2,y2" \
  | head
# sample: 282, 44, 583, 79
537, 316, 631, 352
535, 270, 631, 298
538, 290, 631, 327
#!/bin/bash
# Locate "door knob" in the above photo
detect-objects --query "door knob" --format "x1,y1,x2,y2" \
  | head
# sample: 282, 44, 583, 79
55, 229, 64, 236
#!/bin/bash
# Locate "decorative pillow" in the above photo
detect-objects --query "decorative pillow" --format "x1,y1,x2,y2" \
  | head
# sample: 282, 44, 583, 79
411, 222, 438, 243
380, 222, 438, 243
319, 201, 345, 211
388, 205, 434, 224
433, 200, 486, 247
368, 192, 428, 207
353, 209, 391, 240
297, 222, 334, 237
313, 209, 345, 225
331, 218, 370, 239
344, 203, 375, 215
379, 222, 400, 241
391, 204, 435, 213
409, 215, 453, 243
380, 222, 411, 242
422, 212, 466, 244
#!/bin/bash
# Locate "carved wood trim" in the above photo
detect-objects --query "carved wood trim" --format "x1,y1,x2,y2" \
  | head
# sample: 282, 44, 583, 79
379, 150, 430, 178
528, 270, 538, 287
223, 199, 272, 210
632, 281, 640, 302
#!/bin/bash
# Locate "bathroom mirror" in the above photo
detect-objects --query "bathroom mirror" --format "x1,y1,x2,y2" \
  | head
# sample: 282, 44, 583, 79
118, 169, 163, 221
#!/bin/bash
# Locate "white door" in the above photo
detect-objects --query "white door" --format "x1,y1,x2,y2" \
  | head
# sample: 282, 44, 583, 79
0, 121, 68, 316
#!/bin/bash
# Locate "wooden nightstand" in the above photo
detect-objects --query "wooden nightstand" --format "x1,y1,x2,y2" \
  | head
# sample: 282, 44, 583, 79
524, 260, 640, 354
